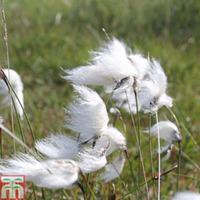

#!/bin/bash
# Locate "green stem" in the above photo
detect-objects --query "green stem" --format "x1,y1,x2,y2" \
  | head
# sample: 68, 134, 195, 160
125, 89, 149, 200
155, 111, 161, 200
176, 142, 182, 191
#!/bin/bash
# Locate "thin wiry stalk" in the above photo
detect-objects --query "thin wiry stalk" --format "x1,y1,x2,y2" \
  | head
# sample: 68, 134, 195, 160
80, 172, 96, 200
106, 153, 127, 190
171, 172, 200, 181
1, 71, 36, 143
10, 95, 26, 144
41, 188, 46, 200
155, 111, 161, 200
32, 185, 38, 200
166, 107, 182, 191
113, 103, 140, 195
133, 89, 142, 186
168, 106, 200, 150
180, 121, 200, 150
62, 190, 70, 199
124, 151, 140, 198
166, 107, 180, 126
0, 0, 15, 155
122, 165, 178, 200
177, 142, 182, 191
134, 89, 150, 200
176, 148, 200, 171
0, 124, 36, 157
2, 74, 39, 198
148, 113, 156, 199
0, 128, 2, 157
125, 90, 149, 200
77, 182, 86, 200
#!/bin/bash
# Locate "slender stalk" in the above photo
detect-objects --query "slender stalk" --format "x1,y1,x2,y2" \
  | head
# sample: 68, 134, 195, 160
124, 150, 140, 197
0, 128, 2, 157
176, 142, 182, 191
133, 89, 141, 186
32, 185, 38, 200
166, 107, 180, 126
77, 182, 86, 200
148, 113, 156, 198
125, 90, 149, 200
80, 171, 96, 200
112, 109, 140, 195
122, 165, 178, 200
1, 70, 36, 143
155, 111, 161, 200
0, 124, 36, 156
10, 95, 26, 143
41, 188, 46, 200
177, 148, 200, 171
0, 0, 15, 155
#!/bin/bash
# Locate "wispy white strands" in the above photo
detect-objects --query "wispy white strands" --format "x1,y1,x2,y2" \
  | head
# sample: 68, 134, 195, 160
171, 191, 200, 200
147, 121, 182, 146
128, 54, 151, 82
75, 146, 107, 174
101, 155, 126, 183
161, 144, 173, 161
0, 69, 24, 119
0, 154, 79, 189
64, 38, 138, 91
66, 86, 127, 154
111, 58, 172, 114
66, 85, 109, 142
138, 59, 173, 112
111, 87, 139, 114
35, 134, 79, 159
95, 127, 127, 156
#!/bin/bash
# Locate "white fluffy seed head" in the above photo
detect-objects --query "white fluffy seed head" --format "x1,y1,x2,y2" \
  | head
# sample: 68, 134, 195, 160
0, 153, 79, 189
35, 134, 79, 159
65, 85, 109, 142
102, 126, 126, 155
149, 121, 182, 143
138, 59, 173, 112
64, 38, 138, 90
128, 54, 151, 80
111, 87, 139, 114
171, 191, 200, 200
0, 69, 24, 119
101, 154, 126, 183
75, 146, 107, 174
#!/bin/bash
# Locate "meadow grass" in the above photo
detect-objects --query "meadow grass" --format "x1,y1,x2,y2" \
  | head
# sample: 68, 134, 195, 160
0, 0, 199, 199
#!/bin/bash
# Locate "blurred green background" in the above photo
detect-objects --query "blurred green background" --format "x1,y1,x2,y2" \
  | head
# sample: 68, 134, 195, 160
0, 0, 199, 199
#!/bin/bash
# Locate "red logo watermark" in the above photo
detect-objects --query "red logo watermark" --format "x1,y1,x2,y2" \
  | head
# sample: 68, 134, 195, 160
0, 175, 25, 200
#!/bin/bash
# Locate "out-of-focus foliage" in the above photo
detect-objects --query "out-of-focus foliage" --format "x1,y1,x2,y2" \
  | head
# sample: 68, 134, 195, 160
0, 0, 199, 198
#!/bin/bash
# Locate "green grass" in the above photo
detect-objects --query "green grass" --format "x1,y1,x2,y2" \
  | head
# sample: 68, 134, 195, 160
0, 0, 200, 199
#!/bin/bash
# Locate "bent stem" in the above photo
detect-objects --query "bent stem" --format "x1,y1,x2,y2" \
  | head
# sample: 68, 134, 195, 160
155, 111, 161, 200
1, 70, 36, 143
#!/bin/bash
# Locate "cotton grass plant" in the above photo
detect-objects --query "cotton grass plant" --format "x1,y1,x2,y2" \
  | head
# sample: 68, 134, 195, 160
0, 36, 198, 200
